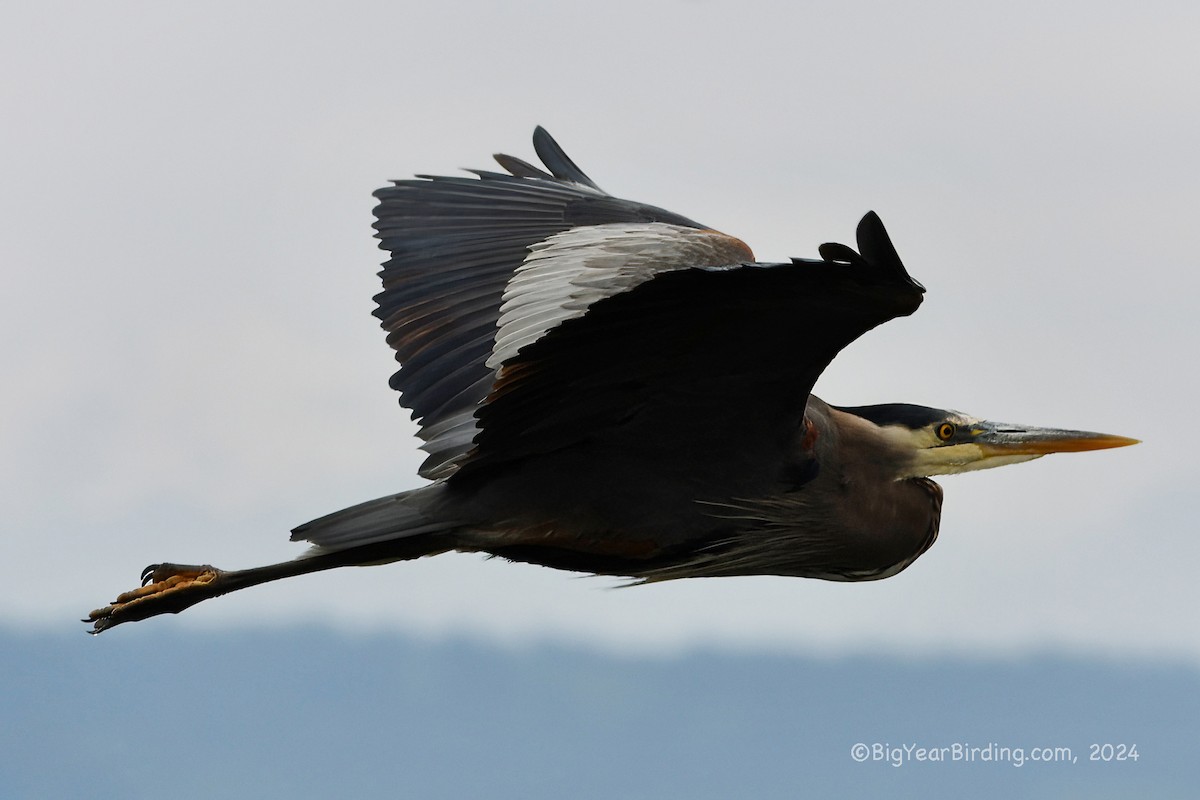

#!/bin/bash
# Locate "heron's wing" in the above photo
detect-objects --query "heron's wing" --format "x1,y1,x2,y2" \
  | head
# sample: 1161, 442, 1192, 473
372, 127, 732, 479
456, 211, 925, 491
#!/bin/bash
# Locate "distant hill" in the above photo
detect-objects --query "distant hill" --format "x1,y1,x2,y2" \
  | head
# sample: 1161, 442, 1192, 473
2, 628, 1194, 799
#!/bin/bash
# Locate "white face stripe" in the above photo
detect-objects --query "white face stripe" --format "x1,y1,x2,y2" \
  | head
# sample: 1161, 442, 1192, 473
908, 442, 1040, 476
486, 223, 752, 369
883, 414, 1045, 478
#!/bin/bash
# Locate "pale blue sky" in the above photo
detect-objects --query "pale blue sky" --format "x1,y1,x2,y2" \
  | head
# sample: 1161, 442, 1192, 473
2, 0, 1197, 660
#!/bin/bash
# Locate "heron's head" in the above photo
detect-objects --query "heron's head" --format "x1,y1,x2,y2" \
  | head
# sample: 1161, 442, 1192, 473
837, 403, 1139, 479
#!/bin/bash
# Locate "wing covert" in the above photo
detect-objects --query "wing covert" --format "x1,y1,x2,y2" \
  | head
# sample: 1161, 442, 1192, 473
457, 214, 925, 488
372, 129, 727, 478
372, 129, 923, 490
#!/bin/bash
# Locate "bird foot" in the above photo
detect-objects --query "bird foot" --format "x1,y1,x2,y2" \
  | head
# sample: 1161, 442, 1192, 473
85, 563, 224, 634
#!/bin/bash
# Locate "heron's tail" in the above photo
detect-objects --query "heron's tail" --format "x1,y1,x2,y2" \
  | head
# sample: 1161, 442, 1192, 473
289, 481, 464, 555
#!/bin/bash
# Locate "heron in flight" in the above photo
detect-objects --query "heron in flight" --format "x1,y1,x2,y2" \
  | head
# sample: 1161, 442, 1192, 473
86, 128, 1136, 633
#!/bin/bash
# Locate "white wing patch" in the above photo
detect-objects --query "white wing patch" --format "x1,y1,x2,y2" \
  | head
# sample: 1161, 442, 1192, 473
487, 223, 752, 369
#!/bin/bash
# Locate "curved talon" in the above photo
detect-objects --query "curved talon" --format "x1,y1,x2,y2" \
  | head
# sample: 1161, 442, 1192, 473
86, 564, 225, 634
139, 562, 216, 586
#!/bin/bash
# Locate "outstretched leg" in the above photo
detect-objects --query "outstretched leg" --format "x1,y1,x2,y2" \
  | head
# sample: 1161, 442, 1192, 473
84, 534, 456, 634
86, 561, 293, 634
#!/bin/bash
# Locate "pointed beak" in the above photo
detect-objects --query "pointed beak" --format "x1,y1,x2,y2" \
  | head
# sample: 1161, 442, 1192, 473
974, 422, 1140, 457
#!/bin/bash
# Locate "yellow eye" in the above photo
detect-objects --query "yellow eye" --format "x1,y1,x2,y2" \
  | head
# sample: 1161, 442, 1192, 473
936, 422, 956, 441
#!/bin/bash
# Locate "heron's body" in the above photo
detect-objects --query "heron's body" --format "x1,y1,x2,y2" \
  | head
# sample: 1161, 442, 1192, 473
87, 128, 1135, 633
339, 397, 942, 583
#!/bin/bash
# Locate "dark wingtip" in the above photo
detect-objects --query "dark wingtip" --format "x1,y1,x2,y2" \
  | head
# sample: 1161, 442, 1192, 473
818, 212, 903, 268
493, 152, 553, 180
856, 211, 901, 269
856, 211, 924, 292
532, 126, 603, 191
818, 242, 862, 264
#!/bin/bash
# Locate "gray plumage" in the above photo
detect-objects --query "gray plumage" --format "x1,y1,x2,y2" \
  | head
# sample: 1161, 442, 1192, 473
86, 128, 1136, 633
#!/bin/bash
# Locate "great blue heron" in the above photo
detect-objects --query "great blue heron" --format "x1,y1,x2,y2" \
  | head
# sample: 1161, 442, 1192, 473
86, 127, 1137, 633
